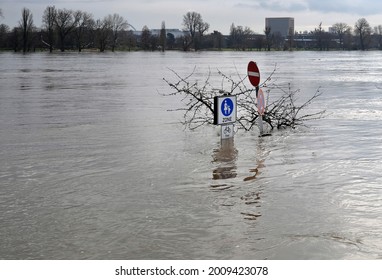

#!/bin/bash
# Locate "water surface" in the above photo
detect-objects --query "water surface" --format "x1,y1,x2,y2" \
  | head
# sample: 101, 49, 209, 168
0, 51, 381, 259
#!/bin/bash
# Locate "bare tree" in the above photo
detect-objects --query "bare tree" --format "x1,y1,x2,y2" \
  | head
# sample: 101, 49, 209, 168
162, 67, 325, 132
150, 33, 159, 51
286, 27, 294, 50
264, 26, 272, 51
180, 33, 192, 51
42, 6, 56, 52
0, 11, 8, 50
19, 8, 34, 53
159, 21, 166, 52
271, 32, 284, 50
0, 23, 10, 49
73, 10, 94, 52
314, 22, 324, 51
229, 24, 254, 50
198, 19, 209, 35
355, 18, 371, 50
182, 11, 209, 51
182, 12, 198, 41
106, 13, 128, 52
95, 17, 111, 52
125, 30, 137, 51
332, 22, 350, 50
55, 8, 79, 51
212, 30, 223, 50
140, 25, 151, 50
343, 28, 354, 50
11, 27, 20, 52
374, 25, 382, 50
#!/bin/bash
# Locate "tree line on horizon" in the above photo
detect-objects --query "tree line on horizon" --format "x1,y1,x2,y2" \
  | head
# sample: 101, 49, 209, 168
1, 7, 382, 53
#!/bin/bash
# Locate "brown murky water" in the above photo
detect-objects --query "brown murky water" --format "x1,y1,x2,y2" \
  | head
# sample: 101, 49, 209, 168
0, 51, 381, 259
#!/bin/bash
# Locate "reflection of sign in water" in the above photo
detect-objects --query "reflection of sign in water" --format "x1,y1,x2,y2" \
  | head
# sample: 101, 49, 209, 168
213, 95, 237, 125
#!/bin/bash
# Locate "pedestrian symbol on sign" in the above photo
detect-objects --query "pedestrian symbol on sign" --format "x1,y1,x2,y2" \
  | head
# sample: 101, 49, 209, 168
221, 98, 234, 117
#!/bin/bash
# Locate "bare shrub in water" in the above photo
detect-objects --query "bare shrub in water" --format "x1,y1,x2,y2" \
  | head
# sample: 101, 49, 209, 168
162, 66, 325, 131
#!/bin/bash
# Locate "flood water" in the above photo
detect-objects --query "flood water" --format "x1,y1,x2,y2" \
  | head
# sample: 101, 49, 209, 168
0, 51, 381, 260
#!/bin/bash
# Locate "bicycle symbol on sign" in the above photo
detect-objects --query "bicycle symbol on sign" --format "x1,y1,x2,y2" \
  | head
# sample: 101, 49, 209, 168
224, 125, 231, 135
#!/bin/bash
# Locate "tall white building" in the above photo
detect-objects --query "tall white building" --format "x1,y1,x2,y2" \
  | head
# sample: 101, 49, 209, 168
265, 17, 295, 37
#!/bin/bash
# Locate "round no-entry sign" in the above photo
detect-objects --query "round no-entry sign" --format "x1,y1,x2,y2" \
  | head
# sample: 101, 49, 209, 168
247, 61, 260, 87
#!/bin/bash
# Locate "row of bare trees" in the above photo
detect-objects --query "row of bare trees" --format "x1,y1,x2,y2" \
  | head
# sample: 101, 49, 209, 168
0, 8, 212, 52
180, 15, 382, 51
311, 18, 382, 51
231, 18, 382, 51
41, 6, 128, 52
1, 7, 382, 52
0, 6, 129, 52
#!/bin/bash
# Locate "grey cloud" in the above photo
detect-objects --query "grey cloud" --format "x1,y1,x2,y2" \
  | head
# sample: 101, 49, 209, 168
306, 0, 382, 15
236, 0, 382, 15
235, 0, 307, 12
260, 0, 307, 12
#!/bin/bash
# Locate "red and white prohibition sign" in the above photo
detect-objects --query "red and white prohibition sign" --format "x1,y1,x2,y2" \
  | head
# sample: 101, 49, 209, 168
247, 61, 260, 87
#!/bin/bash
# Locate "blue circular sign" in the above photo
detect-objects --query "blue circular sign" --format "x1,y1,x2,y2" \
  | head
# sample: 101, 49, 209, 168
221, 98, 234, 117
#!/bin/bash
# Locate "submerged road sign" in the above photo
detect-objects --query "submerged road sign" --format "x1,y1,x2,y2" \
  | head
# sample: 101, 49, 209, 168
214, 95, 237, 125
247, 61, 266, 136
247, 61, 260, 87
257, 88, 265, 115
221, 124, 234, 139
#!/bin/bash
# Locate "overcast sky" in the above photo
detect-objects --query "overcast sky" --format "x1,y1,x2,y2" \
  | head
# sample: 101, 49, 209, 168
1, 0, 382, 34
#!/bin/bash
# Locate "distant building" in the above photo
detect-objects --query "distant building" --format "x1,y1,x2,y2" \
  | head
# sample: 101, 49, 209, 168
328, 27, 336, 34
265, 17, 295, 37
151, 29, 189, 38
133, 29, 189, 39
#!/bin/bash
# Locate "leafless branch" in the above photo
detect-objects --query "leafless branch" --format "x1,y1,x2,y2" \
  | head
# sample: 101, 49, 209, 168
162, 67, 325, 132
